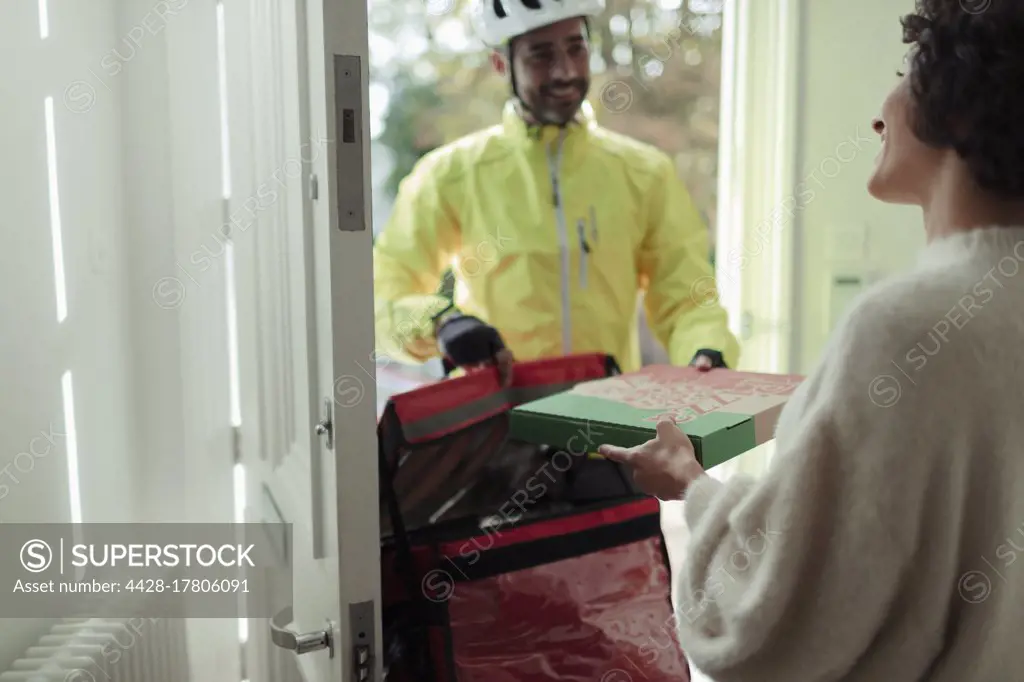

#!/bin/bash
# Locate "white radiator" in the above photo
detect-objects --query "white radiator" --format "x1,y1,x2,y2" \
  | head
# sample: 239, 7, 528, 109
1, 617, 190, 682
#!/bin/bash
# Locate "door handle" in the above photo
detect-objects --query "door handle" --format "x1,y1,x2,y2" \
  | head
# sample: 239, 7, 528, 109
270, 606, 335, 658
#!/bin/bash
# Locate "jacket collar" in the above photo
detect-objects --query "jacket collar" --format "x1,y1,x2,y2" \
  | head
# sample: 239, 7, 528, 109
501, 98, 597, 148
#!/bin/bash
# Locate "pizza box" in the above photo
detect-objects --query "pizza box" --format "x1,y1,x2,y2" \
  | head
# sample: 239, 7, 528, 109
508, 365, 804, 469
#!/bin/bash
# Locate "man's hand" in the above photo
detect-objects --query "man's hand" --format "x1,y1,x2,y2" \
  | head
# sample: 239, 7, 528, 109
690, 348, 727, 373
597, 419, 705, 501
467, 347, 515, 387
436, 313, 514, 386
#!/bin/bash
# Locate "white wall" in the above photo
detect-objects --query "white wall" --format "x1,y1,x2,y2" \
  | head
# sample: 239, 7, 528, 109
0, 0, 135, 520
117, 0, 236, 528
113, 0, 241, 678
0, 0, 136, 667
117, 0, 191, 526
789, 0, 924, 373
1, 0, 237, 674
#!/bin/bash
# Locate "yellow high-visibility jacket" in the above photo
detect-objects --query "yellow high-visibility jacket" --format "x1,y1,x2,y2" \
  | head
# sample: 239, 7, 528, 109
373, 99, 740, 374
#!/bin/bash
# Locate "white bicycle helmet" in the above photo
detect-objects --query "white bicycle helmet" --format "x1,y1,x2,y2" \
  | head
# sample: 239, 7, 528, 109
472, 0, 606, 48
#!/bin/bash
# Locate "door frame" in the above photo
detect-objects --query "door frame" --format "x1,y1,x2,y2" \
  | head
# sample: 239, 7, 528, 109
705, 0, 801, 486
715, 0, 802, 375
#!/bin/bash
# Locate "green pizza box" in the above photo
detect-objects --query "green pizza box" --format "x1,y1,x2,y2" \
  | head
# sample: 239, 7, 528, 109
509, 365, 804, 469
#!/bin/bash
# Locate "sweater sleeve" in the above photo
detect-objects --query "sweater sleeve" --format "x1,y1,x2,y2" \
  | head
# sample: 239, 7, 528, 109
671, 294, 965, 681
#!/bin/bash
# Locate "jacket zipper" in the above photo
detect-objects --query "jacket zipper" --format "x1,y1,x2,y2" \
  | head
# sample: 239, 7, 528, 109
577, 218, 589, 289
546, 131, 571, 355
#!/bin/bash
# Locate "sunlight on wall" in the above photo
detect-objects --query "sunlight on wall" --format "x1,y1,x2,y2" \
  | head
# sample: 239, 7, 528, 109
61, 371, 81, 524
44, 97, 67, 323
38, 0, 49, 38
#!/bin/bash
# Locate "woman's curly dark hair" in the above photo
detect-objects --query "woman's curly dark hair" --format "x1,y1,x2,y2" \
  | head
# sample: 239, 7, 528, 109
900, 0, 1024, 199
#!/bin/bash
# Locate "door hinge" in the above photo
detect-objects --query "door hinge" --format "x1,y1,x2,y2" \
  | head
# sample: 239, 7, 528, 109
309, 173, 319, 201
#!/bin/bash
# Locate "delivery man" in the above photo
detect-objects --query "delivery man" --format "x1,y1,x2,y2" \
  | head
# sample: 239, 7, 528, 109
372, 0, 739, 385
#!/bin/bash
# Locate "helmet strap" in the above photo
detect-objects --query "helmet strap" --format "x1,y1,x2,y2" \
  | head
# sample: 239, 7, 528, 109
506, 41, 543, 129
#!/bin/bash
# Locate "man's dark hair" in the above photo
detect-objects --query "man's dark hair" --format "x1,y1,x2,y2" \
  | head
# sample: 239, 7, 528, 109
900, 1, 1024, 199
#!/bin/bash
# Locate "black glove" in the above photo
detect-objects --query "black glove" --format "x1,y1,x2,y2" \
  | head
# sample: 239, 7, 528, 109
435, 313, 506, 372
690, 348, 728, 369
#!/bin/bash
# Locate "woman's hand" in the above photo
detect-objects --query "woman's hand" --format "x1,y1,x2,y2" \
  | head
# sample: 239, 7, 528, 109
598, 419, 706, 501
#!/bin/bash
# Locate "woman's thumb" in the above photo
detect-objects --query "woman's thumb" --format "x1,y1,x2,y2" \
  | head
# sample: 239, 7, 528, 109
655, 418, 683, 440
597, 444, 632, 462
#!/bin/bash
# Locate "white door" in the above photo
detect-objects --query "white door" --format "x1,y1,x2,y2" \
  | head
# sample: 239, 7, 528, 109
224, 0, 380, 679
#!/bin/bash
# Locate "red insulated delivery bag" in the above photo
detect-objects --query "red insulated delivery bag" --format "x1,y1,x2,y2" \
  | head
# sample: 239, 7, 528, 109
377, 353, 691, 682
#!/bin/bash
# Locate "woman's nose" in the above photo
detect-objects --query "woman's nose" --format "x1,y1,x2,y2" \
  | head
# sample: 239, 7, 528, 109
872, 118, 885, 135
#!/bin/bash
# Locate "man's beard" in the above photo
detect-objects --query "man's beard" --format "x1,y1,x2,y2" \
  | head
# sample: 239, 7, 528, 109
535, 79, 589, 125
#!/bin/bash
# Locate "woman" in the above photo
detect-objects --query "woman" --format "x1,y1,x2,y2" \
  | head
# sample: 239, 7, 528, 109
599, 1, 1024, 679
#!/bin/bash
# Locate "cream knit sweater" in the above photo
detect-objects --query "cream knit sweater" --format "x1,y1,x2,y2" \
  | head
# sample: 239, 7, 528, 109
676, 226, 1024, 681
